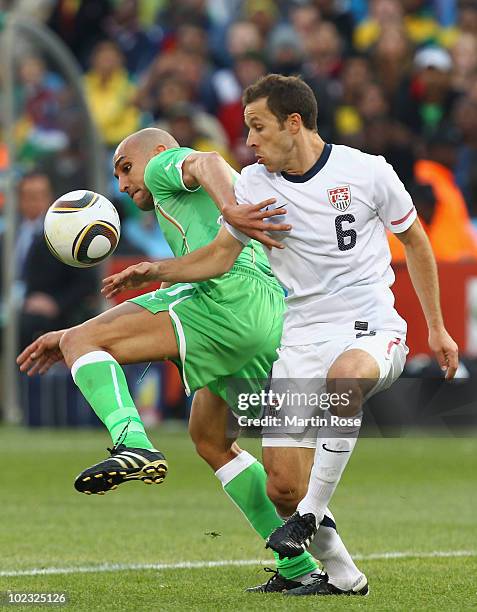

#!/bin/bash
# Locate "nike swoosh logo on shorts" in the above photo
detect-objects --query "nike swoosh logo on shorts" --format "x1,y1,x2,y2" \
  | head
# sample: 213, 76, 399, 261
322, 443, 351, 453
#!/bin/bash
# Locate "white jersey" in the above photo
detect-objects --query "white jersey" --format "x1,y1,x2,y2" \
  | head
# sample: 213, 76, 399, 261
224, 143, 416, 346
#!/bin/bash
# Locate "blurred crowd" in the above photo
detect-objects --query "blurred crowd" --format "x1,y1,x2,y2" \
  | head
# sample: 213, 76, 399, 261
2, 0, 477, 348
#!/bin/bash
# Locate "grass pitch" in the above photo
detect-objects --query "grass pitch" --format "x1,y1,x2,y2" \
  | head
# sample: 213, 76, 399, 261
0, 426, 476, 610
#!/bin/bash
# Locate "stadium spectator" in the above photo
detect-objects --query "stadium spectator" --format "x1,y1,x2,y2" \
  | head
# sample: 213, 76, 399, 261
174, 21, 210, 59
266, 24, 304, 76
137, 69, 192, 119
340, 56, 373, 105
388, 130, 477, 261
16, 55, 69, 162
441, 0, 477, 46
372, 25, 414, 101
339, 83, 414, 166
205, 20, 265, 117
138, 47, 212, 115
302, 21, 344, 82
104, 0, 163, 77
84, 40, 141, 148
357, 82, 389, 123
13, 172, 98, 350
362, 117, 416, 186
163, 102, 237, 167
458, 0, 477, 34
453, 96, 477, 218
227, 18, 264, 55
401, 0, 442, 44
356, 0, 442, 49
357, 87, 418, 183
212, 52, 268, 146
207, 0, 243, 28
242, 0, 280, 39
174, 51, 214, 108
450, 32, 477, 94
354, 0, 405, 51
396, 46, 459, 135
47, 0, 113, 69
289, 2, 321, 46
156, 0, 210, 33
311, 0, 355, 49
333, 56, 372, 141
211, 19, 264, 70
155, 94, 229, 145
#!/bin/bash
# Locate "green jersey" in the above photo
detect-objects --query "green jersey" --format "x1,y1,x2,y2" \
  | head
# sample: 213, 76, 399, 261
131, 147, 285, 411
144, 147, 274, 282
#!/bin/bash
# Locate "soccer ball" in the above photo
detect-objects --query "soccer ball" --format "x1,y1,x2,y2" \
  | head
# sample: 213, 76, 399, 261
44, 190, 120, 268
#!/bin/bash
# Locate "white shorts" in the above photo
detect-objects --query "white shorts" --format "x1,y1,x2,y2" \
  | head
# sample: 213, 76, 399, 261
262, 331, 408, 448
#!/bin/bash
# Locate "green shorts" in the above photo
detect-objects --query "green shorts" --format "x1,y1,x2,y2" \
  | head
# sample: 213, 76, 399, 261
129, 266, 285, 417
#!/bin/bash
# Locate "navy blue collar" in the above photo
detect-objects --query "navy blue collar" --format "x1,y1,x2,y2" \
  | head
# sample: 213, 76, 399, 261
281, 143, 332, 183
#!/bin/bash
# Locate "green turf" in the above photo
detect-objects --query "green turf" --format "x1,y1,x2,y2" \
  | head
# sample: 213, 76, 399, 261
0, 426, 476, 610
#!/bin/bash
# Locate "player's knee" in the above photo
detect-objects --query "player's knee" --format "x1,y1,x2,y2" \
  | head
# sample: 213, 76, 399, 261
266, 472, 305, 515
326, 374, 364, 417
59, 326, 83, 363
192, 438, 215, 464
60, 322, 105, 366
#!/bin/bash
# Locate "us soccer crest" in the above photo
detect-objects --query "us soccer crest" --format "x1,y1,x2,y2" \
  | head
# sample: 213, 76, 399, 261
327, 186, 351, 212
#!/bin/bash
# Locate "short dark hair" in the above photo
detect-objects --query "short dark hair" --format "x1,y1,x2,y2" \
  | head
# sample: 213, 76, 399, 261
242, 74, 318, 130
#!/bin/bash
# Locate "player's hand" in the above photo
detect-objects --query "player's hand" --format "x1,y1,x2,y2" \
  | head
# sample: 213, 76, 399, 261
102, 261, 161, 299
428, 327, 459, 380
222, 199, 291, 249
16, 330, 65, 376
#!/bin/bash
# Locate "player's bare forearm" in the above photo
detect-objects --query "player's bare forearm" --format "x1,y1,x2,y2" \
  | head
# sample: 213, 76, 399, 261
182, 152, 291, 248
157, 229, 242, 282
397, 218, 459, 378
102, 229, 243, 298
398, 220, 443, 330
182, 151, 237, 210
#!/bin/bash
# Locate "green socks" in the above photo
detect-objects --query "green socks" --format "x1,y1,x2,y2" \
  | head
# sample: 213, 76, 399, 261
215, 451, 318, 580
72, 351, 153, 449
72, 353, 317, 580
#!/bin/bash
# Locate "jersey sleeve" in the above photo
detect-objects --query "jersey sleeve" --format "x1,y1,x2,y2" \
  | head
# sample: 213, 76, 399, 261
144, 147, 200, 201
373, 155, 417, 233
218, 172, 252, 246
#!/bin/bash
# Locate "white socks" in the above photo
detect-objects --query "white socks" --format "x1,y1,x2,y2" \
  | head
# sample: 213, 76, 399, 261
279, 507, 363, 589
308, 509, 363, 590
297, 416, 362, 524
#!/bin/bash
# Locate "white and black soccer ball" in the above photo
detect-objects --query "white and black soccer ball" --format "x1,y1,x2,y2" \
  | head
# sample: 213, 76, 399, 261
44, 190, 120, 268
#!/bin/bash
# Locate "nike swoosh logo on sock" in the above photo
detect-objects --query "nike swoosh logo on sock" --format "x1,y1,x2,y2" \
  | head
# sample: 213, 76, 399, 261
322, 443, 351, 453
